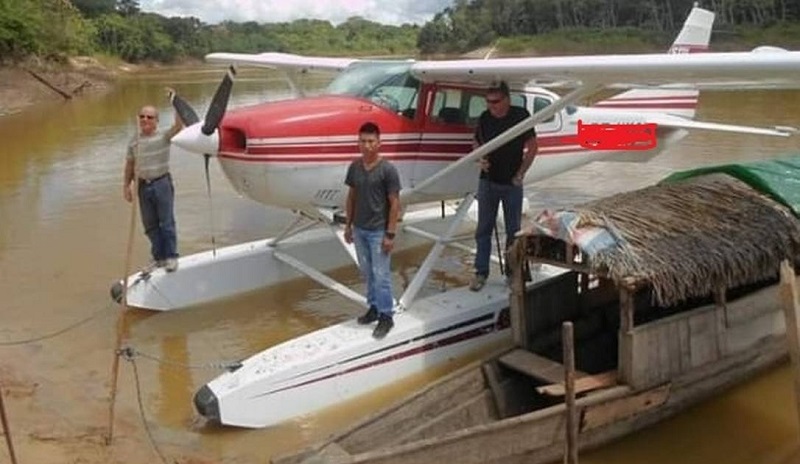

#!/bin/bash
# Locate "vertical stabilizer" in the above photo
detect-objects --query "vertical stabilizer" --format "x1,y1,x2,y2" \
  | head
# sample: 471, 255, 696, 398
595, 6, 715, 118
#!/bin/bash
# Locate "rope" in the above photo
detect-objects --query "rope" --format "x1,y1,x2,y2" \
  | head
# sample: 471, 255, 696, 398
124, 351, 171, 464
0, 302, 113, 346
121, 346, 242, 371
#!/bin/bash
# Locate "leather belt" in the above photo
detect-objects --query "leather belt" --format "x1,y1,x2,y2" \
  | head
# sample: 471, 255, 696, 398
139, 173, 169, 185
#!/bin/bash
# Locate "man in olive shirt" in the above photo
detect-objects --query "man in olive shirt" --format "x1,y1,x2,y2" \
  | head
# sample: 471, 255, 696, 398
123, 96, 183, 273
344, 122, 401, 339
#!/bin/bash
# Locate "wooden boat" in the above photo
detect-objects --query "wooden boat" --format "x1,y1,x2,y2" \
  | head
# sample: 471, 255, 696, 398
272, 159, 800, 464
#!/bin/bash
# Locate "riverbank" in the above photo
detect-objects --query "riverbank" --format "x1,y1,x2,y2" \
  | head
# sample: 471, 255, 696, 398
0, 57, 123, 117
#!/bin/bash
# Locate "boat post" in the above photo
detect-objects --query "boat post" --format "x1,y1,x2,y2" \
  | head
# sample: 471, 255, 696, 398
0, 384, 19, 464
563, 321, 579, 464
779, 260, 800, 440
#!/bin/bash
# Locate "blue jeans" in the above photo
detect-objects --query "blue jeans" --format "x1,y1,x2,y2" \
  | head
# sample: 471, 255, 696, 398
138, 174, 178, 262
353, 227, 394, 315
474, 178, 523, 277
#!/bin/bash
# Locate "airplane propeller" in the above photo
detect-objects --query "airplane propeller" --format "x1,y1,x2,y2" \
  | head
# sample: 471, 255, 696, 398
202, 65, 236, 135
169, 65, 237, 256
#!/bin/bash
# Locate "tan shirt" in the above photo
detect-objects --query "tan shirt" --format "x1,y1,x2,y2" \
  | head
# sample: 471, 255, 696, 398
127, 131, 171, 180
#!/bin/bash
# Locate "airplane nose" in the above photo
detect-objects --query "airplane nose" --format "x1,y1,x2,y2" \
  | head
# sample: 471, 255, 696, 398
172, 122, 220, 155
194, 384, 221, 421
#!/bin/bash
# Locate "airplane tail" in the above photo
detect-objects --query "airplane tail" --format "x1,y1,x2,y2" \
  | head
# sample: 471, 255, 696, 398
593, 6, 715, 119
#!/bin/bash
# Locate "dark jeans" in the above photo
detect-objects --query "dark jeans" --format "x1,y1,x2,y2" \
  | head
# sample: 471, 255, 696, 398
474, 178, 523, 277
138, 173, 178, 261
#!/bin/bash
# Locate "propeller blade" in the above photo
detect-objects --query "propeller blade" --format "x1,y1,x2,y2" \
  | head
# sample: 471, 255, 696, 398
202, 65, 237, 136
169, 91, 200, 126
203, 153, 217, 256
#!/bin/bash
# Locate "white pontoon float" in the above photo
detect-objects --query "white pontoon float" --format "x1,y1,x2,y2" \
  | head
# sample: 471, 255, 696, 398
112, 196, 565, 428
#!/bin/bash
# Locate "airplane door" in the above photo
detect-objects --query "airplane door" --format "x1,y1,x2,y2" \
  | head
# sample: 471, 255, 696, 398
413, 85, 482, 198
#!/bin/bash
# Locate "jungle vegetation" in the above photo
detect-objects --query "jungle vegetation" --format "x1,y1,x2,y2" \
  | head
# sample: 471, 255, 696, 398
2, 0, 800, 64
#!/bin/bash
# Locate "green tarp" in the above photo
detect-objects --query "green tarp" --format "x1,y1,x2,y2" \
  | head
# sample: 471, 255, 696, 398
661, 154, 800, 217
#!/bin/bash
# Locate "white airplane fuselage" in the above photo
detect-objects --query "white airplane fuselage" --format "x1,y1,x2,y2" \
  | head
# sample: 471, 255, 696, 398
199, 83, 696, 212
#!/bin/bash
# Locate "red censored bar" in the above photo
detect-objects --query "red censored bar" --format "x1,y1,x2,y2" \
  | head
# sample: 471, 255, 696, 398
577, 119, 658, 150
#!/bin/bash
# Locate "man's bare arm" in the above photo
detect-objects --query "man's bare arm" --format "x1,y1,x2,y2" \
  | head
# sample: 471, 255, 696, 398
164, 87, 184, 140
515, 136, 538, 182
386, 192, 400, 233
165, 112, 183, 140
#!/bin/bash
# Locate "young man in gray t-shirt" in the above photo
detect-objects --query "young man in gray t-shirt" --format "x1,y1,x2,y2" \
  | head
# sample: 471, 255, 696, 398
344, 122, 401, 339
123, 97, 183, 273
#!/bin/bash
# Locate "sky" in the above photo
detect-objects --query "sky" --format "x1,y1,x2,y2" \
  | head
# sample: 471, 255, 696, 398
138, 0, 455, 26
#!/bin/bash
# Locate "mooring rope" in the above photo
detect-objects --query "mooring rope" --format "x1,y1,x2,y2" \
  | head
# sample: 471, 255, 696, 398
123, 350, 171, 464
0, 302, 113, 346
120, 346, 242, 371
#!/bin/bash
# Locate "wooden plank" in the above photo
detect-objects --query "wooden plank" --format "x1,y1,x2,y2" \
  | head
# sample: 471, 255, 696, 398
725, 283, 781, 327
689, 309, 719, 368
499, 349, 586, 384
508, 241, 528, 348
581, 384, 671, 431
299, 443, 352, 464
537, 371, 617, 396
339, 367, 487, 452
618, 287, 634, 386
779, 260, 800, 441
482, 362, 507, 419
562, 322, 578, 464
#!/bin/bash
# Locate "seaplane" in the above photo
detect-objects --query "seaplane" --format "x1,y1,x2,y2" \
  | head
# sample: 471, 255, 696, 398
111, 5, 800, 428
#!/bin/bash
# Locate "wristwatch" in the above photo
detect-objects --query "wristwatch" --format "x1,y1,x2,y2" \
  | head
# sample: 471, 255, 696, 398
384, 231, 396, 239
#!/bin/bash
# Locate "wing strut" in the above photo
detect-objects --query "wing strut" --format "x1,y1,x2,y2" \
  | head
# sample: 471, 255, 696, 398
397, 193, 475, 311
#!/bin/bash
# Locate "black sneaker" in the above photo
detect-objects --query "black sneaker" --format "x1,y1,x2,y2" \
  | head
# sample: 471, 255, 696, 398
357, 306, 378, 325
372, 314, 394, 339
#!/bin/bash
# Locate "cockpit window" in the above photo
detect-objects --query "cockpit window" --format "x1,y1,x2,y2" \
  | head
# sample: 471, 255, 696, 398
533, 96, 555, 123
326, 61, 419, 118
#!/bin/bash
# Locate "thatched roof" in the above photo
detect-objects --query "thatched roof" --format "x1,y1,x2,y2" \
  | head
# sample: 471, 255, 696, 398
525, 173, 800, 306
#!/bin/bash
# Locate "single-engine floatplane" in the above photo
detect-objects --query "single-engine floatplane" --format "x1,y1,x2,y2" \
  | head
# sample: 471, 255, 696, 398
111, 6, 800, 428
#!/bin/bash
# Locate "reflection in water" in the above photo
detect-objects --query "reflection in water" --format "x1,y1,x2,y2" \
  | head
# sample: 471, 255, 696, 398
0, 68, 798, 462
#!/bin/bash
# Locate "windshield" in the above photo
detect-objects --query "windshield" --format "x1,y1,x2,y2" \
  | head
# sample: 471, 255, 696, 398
326, 61, 419, 116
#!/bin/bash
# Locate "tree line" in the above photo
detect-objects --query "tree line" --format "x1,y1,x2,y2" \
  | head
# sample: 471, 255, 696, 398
418, 0, 800, 53
2, 0, 800, 64
0, 0, 418, 63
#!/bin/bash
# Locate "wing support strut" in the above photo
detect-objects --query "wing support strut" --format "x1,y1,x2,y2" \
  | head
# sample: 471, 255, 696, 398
397, 193, 475, 311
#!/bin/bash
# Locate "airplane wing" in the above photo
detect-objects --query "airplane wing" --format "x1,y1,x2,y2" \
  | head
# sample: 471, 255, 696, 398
206, 48, 800, 90
409, 51, 800, 91
206, 52, 358, 72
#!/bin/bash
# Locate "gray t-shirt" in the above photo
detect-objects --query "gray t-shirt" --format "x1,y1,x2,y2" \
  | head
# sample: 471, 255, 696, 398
345, 158, 401, 231
127, 131, 171, 180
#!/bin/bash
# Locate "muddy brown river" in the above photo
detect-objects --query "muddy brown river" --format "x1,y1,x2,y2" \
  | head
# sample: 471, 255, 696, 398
0, 67, 798, 463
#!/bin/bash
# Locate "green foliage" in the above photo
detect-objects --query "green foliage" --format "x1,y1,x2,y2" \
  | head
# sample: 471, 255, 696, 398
71, 0, 115, 18
3, 0, 800, 65
418, 0, 800, 54
0, 0, 42, 59
498, 27, 659, 55
0, 0, 95, 60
